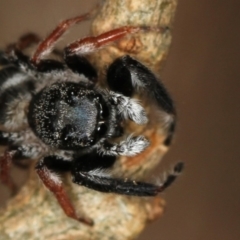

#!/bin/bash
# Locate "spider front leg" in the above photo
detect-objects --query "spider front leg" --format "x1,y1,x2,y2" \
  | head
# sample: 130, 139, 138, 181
35, 156, 93, 226
107, 55, 176, 145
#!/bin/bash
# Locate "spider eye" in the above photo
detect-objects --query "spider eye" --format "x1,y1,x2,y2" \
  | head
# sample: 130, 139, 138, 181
97, 122, 107, 137
99, 101, 109, 119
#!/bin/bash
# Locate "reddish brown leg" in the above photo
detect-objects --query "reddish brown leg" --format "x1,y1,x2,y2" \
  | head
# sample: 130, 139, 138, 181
64, 26, 145, 56
31, 13, 91, 65
6, 33, 41, 52
0, 150, 17, 194
35, 159, 93, 225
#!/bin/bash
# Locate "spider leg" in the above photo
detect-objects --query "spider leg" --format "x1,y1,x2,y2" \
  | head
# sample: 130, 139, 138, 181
9, 13, 95, 78
108, 91, 148, 124
64, 55, 97, 83
62, 26, 148, 83
6, 48, 65, 74
72, 162, 184, 196
0, 131, 43, 158
74, 151, 117, 172
10, 33, 66, 57
0, 145, 39, 194
0, 131, 20, 193
31, 13, 91, 65
107, 55, 176, 145
0, 50, 10, 65
0, 131, 43, 193
64, 26, 144, 57
107, 55, 175, 114
0, 150, 17, 194
97, 135, 149, 157
6, 33, 41, 52
35, 156, 93, 225
0, 33, 41, 66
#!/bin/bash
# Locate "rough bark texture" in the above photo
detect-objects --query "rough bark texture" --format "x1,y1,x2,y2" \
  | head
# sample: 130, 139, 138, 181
0, 0, 178, 239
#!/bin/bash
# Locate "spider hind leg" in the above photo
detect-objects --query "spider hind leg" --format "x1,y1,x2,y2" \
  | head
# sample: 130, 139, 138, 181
35, 156, 93, 226
0, 150, 17, 194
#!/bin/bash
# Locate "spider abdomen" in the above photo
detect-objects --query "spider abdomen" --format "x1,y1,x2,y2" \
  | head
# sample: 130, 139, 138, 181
0, 66, 35, 131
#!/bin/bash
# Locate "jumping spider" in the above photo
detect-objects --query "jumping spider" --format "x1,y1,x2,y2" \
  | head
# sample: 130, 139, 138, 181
0, 12, 183, 225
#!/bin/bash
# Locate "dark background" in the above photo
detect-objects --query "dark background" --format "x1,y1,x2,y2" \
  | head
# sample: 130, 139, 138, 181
0, 1, 240, 240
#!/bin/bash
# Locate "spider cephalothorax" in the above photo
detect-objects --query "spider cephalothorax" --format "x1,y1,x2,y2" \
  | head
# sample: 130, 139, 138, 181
0, 12, 183, 225
29, 82, 111, 149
